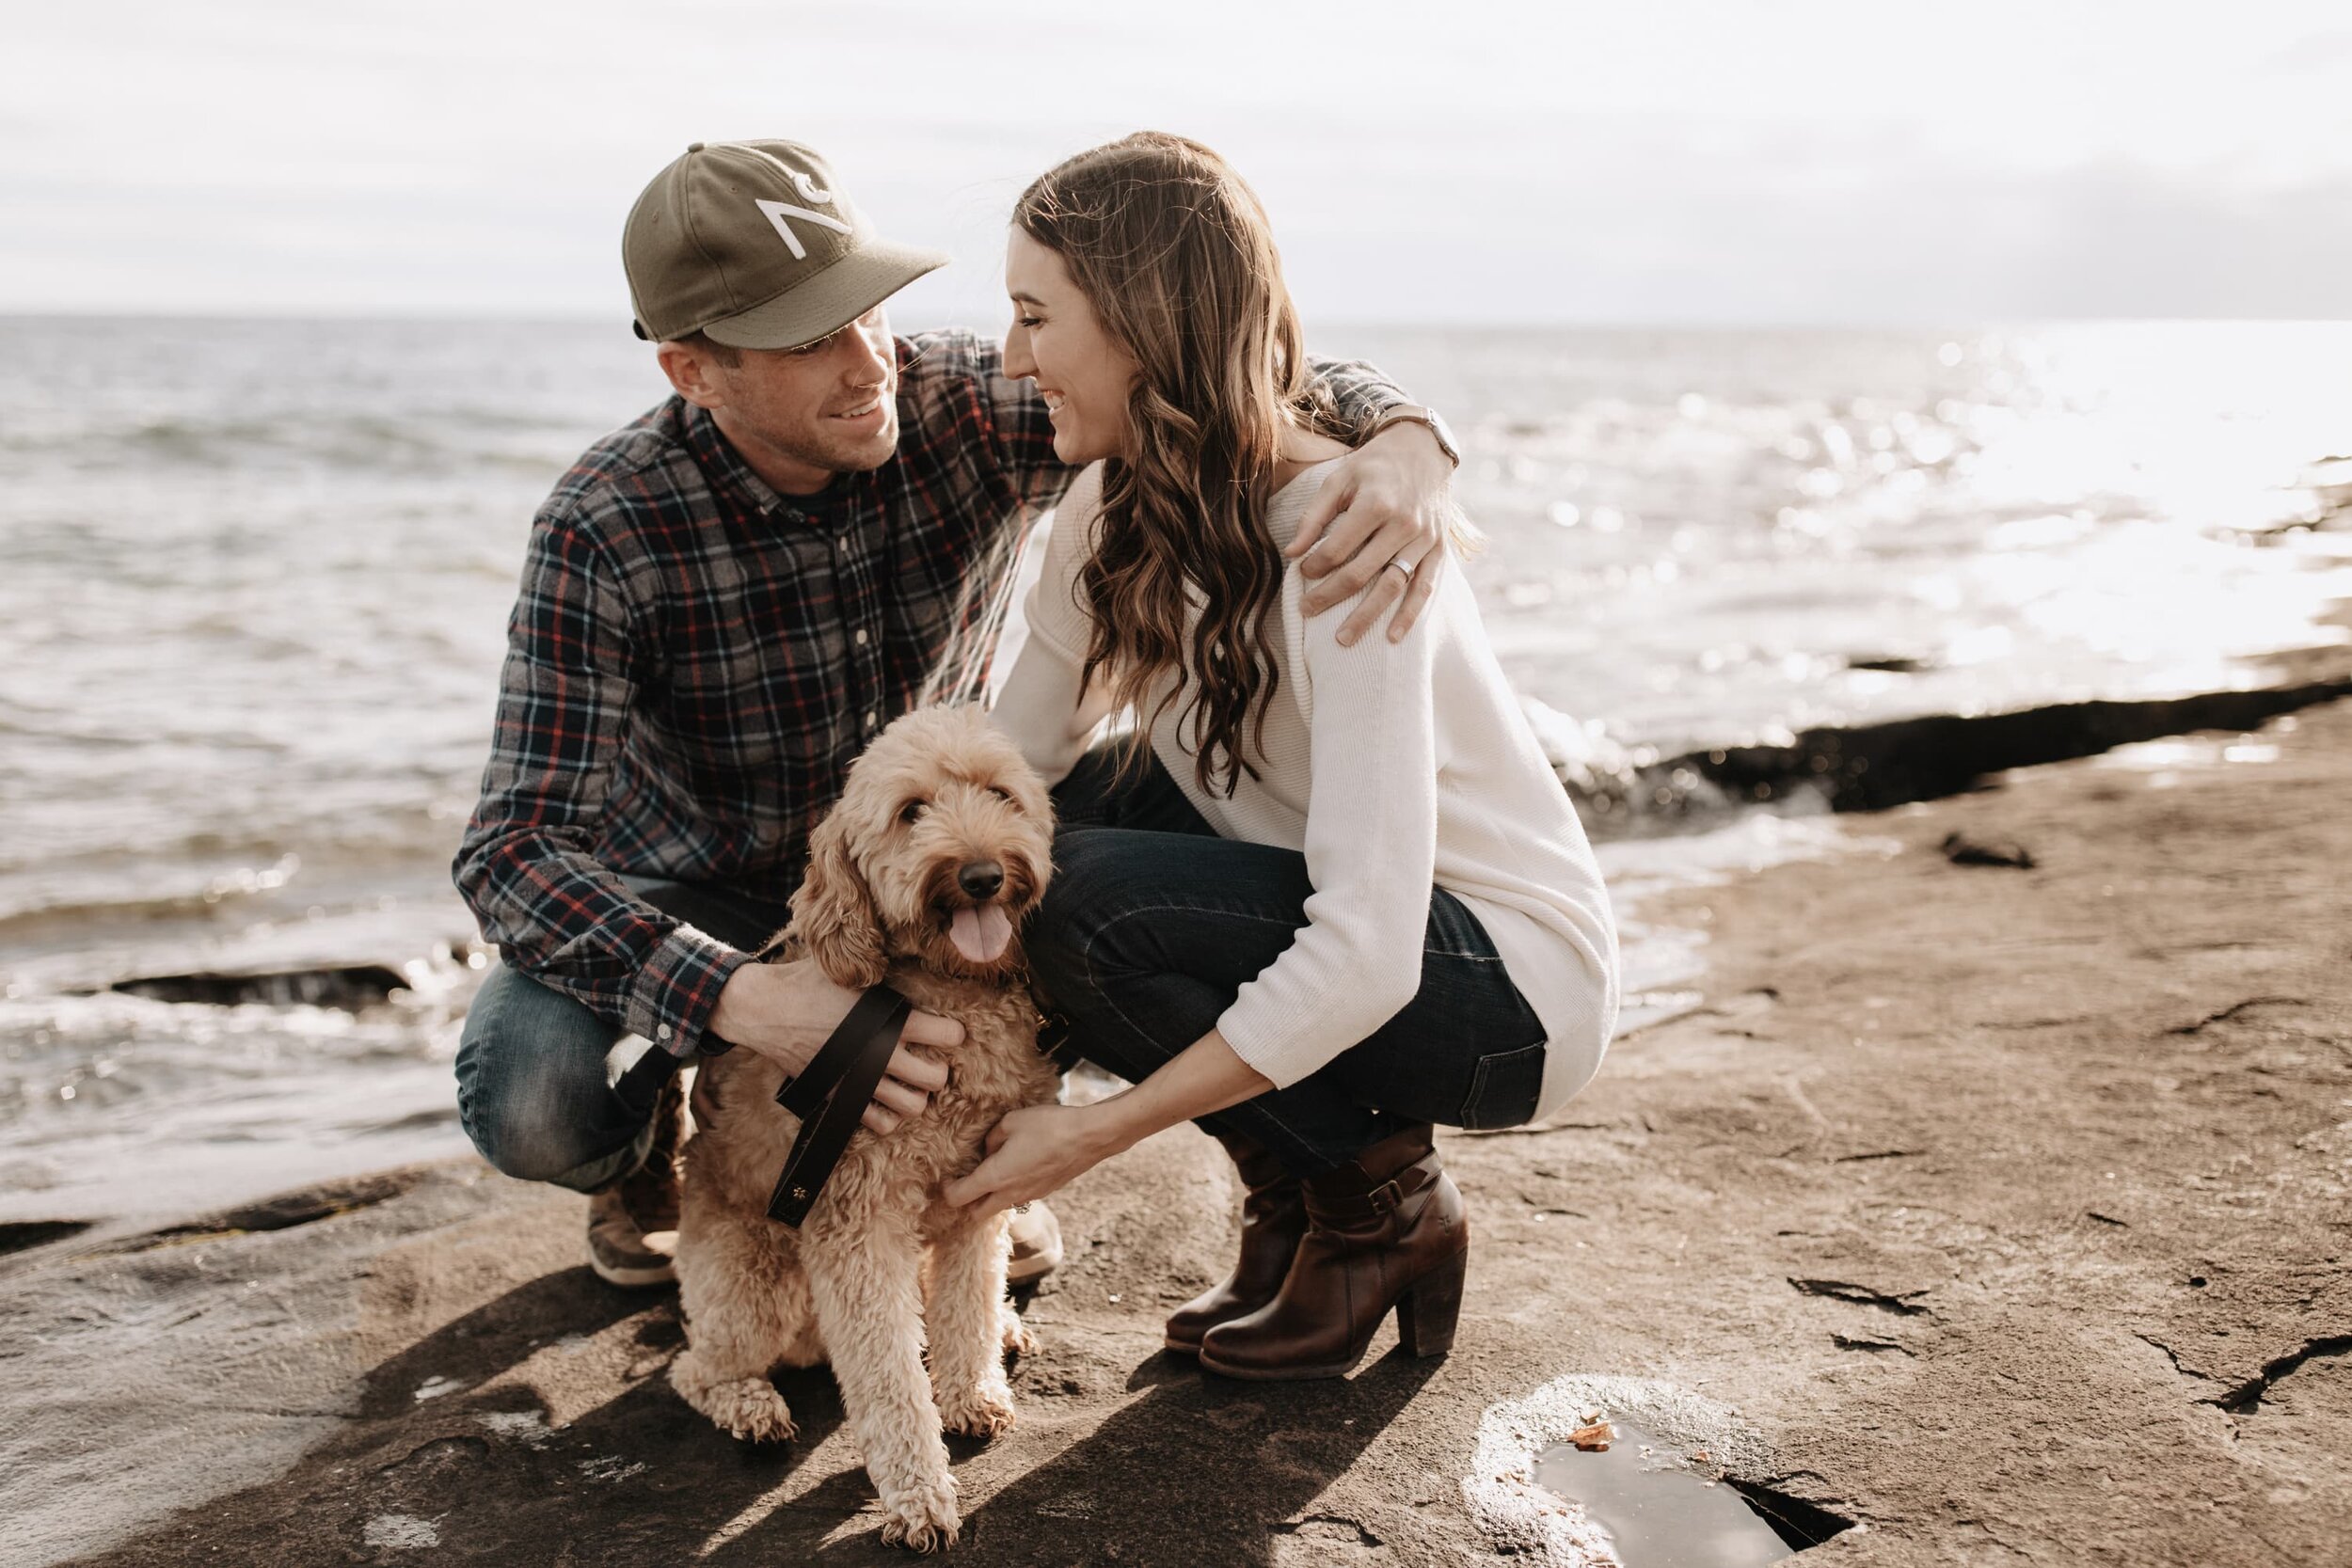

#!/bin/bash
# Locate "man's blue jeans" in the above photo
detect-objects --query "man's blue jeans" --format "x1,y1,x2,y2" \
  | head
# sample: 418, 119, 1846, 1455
1032, 751, 1549, 1177
452, 877, 790, 1193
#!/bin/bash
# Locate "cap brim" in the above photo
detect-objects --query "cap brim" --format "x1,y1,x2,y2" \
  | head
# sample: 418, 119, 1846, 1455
698, 241, 950, 351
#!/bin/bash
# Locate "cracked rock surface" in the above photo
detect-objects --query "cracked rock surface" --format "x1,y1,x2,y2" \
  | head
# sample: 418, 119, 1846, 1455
7, 700, 2349, 1567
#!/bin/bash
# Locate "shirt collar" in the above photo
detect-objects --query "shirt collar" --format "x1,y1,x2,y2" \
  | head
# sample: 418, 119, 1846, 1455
671, 396, 882, 531
675, 398, 789, 518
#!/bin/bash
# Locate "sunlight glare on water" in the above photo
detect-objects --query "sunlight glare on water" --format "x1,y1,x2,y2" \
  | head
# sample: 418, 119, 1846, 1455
1422, 320, 2352, 743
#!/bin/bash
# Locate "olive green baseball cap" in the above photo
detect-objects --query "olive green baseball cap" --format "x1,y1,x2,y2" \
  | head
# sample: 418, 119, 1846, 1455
624, 139, 948, 350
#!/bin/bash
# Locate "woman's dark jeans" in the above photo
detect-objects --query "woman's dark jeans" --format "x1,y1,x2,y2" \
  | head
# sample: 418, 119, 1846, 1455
1035, 749, 1549, 1177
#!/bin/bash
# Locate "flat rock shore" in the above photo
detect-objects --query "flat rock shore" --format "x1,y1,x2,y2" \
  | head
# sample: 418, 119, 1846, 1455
8, 699, 2348, 1568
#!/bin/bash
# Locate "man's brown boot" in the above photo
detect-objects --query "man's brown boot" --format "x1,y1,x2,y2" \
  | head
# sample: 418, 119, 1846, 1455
1006, 1201, 1064, 1288
1196, 1123, 1467, 1381
1165, 1131, 1308, 1354
587, 1070, 684, 1289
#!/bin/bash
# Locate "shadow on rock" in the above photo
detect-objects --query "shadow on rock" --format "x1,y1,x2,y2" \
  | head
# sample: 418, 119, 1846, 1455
64, 1269, 858, 1567
967, 1351, 1437, 1565
62, 1226, 1439, 1568
711, 1349, 1440, 1568
353, 1262, 644, 1418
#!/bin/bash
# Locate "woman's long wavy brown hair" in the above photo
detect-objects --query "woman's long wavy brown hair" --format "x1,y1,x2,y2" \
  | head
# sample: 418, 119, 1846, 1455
1015, 133, 1346, 798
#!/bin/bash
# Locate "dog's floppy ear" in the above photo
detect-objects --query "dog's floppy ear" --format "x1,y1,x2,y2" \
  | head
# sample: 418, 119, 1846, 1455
788, 807, 890, 990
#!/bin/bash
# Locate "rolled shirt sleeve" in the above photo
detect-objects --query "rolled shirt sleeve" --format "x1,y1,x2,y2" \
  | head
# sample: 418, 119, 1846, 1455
452, 506, 748, 1056
1311, 356, 1415, 439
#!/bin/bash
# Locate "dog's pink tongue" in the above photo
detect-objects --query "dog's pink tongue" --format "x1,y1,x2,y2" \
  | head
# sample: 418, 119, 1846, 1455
950, 903, 1015, 963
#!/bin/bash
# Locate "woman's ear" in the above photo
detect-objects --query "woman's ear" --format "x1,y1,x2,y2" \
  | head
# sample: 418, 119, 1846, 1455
787, 809, 890, 990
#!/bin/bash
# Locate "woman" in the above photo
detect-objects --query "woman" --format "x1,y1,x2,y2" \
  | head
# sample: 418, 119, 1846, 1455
944, 134, 1618, 1381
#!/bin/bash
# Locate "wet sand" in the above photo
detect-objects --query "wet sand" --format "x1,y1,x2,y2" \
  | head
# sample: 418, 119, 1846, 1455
8, 697, 2349, 1567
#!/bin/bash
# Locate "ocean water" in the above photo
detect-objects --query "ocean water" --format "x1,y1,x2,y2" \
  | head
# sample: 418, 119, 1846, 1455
3, 316, 2347, 1227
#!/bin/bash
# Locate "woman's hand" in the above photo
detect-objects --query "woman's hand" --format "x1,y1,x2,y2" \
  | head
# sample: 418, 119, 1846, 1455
944, 1030, 1276, 1213
1291, 418, 1454, 646
942, 1101, 1121, 1213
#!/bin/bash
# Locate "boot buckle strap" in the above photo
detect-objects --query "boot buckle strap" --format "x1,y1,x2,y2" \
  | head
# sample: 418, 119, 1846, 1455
1365, 1177, 1406, 1214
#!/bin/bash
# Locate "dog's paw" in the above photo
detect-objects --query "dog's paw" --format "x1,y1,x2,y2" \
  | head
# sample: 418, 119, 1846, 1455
998, 1303, 1035, 1358
679, 1370, 798, 1445
936, 1380, 1018, 1440
878, 1481, 961, 1553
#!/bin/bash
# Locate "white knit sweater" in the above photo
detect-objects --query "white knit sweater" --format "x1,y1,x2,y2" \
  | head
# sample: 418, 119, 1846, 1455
990, 462, 1618, 1119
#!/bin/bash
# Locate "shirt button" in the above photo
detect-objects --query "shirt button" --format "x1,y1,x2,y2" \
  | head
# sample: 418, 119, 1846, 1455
864, 710, 879, 730
853, 628, 868, 647
656, 1023, 673, 1041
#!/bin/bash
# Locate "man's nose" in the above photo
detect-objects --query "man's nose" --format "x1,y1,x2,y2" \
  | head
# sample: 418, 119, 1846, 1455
844, 319, 891, 386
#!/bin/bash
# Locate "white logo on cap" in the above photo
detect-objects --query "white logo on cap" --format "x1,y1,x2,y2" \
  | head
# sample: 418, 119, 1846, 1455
755, 199, 851, 260
792, 170, 833, 205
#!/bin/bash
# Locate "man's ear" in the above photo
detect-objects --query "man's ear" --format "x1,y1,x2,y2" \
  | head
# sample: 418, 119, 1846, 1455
656, 341, 728, 411
787, 810, 890, 990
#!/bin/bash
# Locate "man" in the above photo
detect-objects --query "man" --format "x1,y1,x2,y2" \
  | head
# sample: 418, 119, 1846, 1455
452, 138, 1463, 1287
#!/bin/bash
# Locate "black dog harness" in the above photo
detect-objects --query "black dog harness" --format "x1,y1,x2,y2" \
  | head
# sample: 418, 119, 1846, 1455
612, 979, 914, 1229
765, 984, 913, 1228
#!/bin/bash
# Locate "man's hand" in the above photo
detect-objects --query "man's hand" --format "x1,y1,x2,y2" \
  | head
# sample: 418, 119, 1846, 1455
707, 958, 961, 1133
1290, 418, 1455, 646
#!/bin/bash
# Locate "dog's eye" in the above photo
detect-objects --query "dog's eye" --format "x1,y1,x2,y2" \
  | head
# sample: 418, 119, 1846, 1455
898, 799, 927, 826
986, 785, 1015, 806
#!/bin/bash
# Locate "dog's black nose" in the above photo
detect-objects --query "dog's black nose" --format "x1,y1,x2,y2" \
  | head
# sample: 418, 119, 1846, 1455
957, 860, 1004, 900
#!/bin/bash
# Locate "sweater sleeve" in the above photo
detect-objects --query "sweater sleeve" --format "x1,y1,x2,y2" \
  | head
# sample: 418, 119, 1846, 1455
1213, 561, 1442, 1088
988, 465, 1116, 784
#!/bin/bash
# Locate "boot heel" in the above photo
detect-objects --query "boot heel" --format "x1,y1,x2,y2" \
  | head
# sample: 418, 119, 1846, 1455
1395, 1250, 1467, 1357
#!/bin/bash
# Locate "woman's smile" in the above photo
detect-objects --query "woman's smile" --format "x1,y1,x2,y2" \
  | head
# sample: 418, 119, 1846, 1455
1001, 226, 1137, 464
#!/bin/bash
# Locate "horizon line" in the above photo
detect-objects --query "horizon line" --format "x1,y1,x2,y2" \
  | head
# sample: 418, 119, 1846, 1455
5, 308, 2348, 334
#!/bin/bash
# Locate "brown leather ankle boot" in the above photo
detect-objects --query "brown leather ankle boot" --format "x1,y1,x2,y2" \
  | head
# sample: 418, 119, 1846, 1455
1196, 1124, 1467, 1381
1165, 1131, 1307, 1354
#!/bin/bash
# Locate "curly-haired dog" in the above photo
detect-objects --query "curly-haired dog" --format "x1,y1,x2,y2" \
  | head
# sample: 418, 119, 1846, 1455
671, 705, 1059, 1552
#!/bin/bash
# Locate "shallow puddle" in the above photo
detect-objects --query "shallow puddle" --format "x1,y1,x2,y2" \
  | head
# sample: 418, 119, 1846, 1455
1533, 1418, 1791, 1568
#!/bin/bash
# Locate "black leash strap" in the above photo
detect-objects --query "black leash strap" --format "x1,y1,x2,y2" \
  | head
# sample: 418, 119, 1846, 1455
612, 1036, 682, 1114
766, 985, 913, 1228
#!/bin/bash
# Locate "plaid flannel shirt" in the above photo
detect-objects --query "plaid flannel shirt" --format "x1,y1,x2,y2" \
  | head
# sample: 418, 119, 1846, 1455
453, 328, 1406, 1055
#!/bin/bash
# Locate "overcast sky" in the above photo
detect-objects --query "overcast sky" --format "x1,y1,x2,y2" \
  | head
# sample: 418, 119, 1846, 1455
6, 1, 2349, 326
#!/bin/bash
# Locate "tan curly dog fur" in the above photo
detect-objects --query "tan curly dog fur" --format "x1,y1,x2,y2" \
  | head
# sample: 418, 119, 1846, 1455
671, 705, 1060, 1552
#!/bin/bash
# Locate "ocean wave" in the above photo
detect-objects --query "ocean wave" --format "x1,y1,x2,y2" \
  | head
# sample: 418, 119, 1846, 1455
0, 853, 305, 934
21, 412, 582, 478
